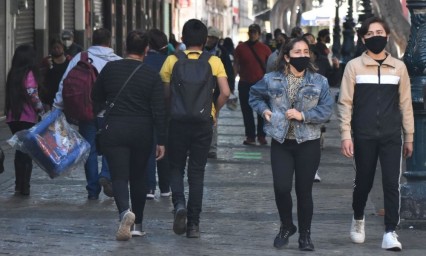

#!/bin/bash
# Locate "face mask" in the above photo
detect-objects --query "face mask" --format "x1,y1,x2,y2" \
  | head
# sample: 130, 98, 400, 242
364, 36, 387, 54
64, 40, 72, 47
325, 36, 331, 43
289, 57, 310, 72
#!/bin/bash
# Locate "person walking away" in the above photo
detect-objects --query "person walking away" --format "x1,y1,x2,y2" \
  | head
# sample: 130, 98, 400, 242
92, 30, 166, 241
61, 30, 83, 57
234, 23, 271, 145
53, 28, 121, 200
204, 26, 234, 159
250, 37, 333, 251
160, 19, 230, 238
144, 28, 171, 199
4, 44, 46, 196
39, 38, 71, 108
338, 17, 414, 251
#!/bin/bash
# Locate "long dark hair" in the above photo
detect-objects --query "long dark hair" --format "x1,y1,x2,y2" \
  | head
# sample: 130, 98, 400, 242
5, 44, 40, 120
275, 37, 317, 74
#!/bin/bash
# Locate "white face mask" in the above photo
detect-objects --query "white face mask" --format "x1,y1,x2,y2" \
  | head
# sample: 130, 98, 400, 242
64, 40, 72, 47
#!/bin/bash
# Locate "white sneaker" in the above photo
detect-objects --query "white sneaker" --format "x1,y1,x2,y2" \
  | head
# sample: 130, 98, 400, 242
382, 231, 402, 251
350, 216, 365, 243
116, 211, 135, 241
160, 191, 172, 197
314, 170, 321, 182
146, 190, 155, 200
130, 223, 146, 237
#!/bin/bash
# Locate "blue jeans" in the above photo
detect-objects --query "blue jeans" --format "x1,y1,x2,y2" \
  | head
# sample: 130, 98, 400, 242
79, 119, 110, 196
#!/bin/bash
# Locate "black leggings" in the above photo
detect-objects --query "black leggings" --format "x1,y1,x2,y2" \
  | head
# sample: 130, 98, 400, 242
8, 121, 35, 164
101, 117, 153, 224
271, 139, 320, 233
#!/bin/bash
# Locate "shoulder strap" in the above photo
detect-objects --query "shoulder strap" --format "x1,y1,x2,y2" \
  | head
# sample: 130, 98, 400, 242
80, 51, 89, 62
245, 42, 266, 73
175, 51, 188, 60
103, 63, 143, 120
199, 51, 212, 62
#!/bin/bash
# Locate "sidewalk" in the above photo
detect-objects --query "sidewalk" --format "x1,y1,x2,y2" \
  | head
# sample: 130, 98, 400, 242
0, 94, 425, 255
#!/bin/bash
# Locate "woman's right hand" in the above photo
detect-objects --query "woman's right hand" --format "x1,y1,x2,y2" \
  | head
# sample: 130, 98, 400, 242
263, 109, 272, 122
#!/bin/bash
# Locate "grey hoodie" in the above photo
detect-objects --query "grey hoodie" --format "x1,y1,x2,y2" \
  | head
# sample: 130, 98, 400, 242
53, 46, 122, 109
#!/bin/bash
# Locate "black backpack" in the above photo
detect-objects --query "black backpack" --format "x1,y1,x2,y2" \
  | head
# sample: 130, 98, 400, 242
170, 51, 216, 122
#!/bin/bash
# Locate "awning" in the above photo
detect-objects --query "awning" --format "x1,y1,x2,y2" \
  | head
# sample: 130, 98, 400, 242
253, 8, 271, 20
301, 6, 333, 26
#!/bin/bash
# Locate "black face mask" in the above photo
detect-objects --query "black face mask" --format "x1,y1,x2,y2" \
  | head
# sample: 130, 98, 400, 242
289, 57, 310, 72
364, 36, 387, 54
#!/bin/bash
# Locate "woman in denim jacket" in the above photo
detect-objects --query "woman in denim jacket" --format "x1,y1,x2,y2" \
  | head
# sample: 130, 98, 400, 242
249, 37, 333, 251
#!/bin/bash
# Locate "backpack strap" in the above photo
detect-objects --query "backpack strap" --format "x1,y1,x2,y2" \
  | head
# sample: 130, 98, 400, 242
80, 51, 89, 62
175, 51, 188, 60
199, 51, 212, 62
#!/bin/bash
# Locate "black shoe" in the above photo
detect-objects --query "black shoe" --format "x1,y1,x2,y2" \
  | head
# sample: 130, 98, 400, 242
186, 223, 200, 238
207, 152, 217, 159
298, 233, 315, 251
88, 194, 99, 200
99, 177, 113, 197
0, 149, 5, 174
273, 224, 297, 249
173, 204, 187, 235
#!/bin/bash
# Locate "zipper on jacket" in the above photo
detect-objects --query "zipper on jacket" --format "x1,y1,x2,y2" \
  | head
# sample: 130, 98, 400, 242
376, 64, 381, 136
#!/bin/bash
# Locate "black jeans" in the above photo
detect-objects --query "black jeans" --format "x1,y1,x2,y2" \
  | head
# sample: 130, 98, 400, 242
352, 135, 402, 231
101, 116, 153, 224
271, 139, 320, 233
238, 81, 265, 139
168, 120, 213, 225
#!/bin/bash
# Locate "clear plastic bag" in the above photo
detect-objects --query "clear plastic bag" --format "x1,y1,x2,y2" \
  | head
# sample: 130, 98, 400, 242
7, 109, 90, 178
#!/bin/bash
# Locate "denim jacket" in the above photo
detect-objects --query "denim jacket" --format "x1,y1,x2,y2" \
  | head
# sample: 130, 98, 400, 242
249, 70, 334, 144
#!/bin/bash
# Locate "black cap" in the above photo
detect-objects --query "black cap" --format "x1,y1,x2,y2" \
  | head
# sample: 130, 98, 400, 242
248, 24, 261, 34
61, 30, 73, 40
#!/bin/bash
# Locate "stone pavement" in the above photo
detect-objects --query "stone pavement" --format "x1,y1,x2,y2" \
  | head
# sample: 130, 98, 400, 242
0, 90, 425, 255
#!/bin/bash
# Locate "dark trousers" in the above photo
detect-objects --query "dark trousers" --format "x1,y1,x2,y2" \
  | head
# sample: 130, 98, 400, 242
352, 135, 402, 231
271, 139, 320, 233
238, 81, 265, 139
101, 116, 153, 224
168, 120, 213, 225
8, 121, 35, 165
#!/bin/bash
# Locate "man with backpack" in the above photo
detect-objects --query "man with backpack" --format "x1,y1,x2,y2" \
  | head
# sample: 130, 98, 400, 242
53, 28, 121, 200
160, 19, 230, 238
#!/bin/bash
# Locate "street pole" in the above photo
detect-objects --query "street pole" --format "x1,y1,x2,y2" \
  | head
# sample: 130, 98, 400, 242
354, 0, 373, 57
332, 0, 344, 58
340, 0, 355, 64
401, 0, 426, 222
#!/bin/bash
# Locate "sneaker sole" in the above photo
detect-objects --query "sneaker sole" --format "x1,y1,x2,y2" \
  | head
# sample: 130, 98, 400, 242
146, 194, 155, 200
99, 178, 114, 197
116, 212, 135, 241
131, 230, 146, 237
173, 208, 187, 235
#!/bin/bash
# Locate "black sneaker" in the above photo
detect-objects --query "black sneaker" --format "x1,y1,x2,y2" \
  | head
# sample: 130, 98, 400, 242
0, 149, 5, 174
173, 204, 187, 235
298, 233, 315, 251
186, 223, 200, 238
274, 224, 297, 249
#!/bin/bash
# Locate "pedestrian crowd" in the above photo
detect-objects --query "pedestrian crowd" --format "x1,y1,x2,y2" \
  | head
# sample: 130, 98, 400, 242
0, 16, 413, 252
